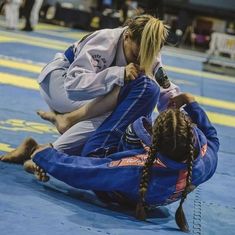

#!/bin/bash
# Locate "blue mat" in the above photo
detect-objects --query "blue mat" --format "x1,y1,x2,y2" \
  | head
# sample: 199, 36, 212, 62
0, 24, 235, 235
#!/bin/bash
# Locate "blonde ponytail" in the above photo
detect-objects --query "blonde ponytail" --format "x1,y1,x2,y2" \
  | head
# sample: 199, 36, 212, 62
140, 18, 169, 75
126, 15, 169, 76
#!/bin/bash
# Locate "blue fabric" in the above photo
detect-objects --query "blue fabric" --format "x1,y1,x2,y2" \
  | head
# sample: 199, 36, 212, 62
0, 24, 233, 235
132, 116, 152, 146
64, 45, 75, 64
33, 101, 219, 206
81, 76, 160, 157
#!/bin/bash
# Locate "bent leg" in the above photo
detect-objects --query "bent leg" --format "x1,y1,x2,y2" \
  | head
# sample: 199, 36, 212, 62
48, 86, 120, 154
39, 68, 87, 114
38, 85, 120, 134
81, 76, 160, 157
52, 115, 109, 155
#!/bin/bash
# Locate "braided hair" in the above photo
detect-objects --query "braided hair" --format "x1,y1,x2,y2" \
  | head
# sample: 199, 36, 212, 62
136, 109, 197, 232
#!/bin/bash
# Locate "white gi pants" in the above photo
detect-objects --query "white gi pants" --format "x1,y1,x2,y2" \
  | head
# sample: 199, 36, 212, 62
39, 66, 110, 155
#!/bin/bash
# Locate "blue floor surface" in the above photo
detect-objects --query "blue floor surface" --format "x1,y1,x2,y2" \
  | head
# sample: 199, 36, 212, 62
0, 23, 235, 235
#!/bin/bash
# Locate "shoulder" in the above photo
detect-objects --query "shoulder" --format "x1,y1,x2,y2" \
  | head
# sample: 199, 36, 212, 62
90, 27, 125, 44
75, 27, 125, 52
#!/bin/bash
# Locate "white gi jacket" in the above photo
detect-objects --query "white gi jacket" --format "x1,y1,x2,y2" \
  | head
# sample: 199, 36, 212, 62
38, 27, 163, 101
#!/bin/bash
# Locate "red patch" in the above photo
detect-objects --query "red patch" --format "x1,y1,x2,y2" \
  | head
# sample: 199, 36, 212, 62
109, 154, 167, 168
109, 154, 148, 167
175, 169, 188, 193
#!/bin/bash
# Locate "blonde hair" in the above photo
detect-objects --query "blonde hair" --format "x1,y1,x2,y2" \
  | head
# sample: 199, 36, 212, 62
126, 15, 169, 76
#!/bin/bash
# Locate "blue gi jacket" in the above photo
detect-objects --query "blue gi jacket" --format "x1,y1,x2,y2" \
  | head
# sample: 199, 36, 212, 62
33, 102, 219, 206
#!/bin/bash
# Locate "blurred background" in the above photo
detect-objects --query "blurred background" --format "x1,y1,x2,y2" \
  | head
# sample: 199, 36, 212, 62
1, 0, 235, 52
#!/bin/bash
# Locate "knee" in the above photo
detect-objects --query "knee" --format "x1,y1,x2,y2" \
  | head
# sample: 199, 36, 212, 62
134, 75, 160, 101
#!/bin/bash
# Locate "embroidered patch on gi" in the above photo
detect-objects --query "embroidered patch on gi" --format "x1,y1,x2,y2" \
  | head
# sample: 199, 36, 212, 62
91, 54, 107, 70
165, 169, 188, 204
175, 169, 188, 193
109, 154, 167, 168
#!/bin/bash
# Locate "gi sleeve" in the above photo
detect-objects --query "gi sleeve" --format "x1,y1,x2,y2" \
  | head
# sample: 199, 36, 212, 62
64, 30, 125, 101
33, 147, 140, 192
184, 102, 220, 153
152, 53, 163, 76
151, 53, 181, 112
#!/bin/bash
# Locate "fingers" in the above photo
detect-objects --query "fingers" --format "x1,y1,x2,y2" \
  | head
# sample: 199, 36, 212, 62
133, 64, 141, 71
168, 99, 177, 109
168, 93, 195, 109
128, 70, 138, 81
125, 63, 143, 82
35, 165, 50, 182
168, 96, 183, 109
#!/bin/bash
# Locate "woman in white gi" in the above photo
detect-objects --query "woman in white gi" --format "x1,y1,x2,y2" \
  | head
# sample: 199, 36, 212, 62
37, 14, 179, 154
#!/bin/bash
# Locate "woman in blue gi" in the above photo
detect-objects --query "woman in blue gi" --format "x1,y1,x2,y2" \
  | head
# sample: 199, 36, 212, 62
1, 75, 219, 232
36, 14, 179, 154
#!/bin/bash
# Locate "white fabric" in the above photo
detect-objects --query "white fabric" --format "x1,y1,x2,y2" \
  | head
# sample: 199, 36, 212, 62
39, 66, 88, 113
38, 28, 163, 101
30, 0, 43, 27
157, 82, 181, 113
39, 69, 110, 154
5, 0, 22, 29
53, 116, 109, 154
38, 27, 163, 153
208, 32, 235, 59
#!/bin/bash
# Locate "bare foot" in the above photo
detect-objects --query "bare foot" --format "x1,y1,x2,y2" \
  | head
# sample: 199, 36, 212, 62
0, 138, 38, 164
37, 110, 71, 134
24, 159, 50, 182
30, 143, 52, 159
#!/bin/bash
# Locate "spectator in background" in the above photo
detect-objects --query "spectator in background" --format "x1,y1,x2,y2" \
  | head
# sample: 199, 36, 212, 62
4, 0, 22, 30
146, 0, 164, 19
137, 0, 164, 19
30, 0, 43, 28
120, 0, 142, 23
21, 0, 35, 31
226, 22, 235, 35
0, 0, 6, 13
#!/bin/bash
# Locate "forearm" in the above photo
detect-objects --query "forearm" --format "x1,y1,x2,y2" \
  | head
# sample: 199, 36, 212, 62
184, 102, 219, 150
64, 85, 121, 125
32, 147, 112, 190
170, 93, 219, 151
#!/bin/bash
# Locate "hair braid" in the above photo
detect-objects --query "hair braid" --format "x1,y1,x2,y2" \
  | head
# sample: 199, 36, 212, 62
136, 110, 175, 220
136, 108, 196, 230
175, 117, 195, 232
135, 123, 159, 220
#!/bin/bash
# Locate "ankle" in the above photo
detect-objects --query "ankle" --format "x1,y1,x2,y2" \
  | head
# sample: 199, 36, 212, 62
63, 114, 76, 128
30, 143, 52, 159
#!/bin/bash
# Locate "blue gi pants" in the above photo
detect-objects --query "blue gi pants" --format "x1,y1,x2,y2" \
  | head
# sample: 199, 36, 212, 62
81, 75, 160, 157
